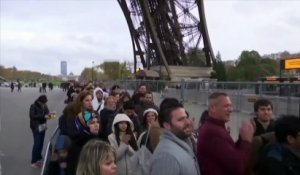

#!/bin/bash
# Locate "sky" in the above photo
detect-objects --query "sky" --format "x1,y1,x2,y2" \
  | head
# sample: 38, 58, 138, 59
1, 0, 300, 75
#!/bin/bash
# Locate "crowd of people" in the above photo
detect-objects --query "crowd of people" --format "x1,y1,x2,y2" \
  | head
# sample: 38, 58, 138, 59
28, 81, 300, 175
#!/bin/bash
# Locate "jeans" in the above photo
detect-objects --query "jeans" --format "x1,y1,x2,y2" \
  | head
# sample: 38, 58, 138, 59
31, 128, 46, 164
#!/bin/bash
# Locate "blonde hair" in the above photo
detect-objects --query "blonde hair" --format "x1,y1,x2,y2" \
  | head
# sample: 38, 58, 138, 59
76, 139, 116, 175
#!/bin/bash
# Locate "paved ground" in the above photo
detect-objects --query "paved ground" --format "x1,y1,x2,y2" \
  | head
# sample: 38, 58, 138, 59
0, 87, 66, 175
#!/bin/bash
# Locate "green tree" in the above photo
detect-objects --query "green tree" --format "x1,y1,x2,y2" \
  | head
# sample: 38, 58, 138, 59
237, 50, 261, 67
0, 65, 61, 81
99, 61, 131, 80
0, 66, 10, 79
95, 72, 109, 81
100, 61, 121, 80
260, 58, 279, 75
79, 67, 93, 81
227, 66, 240, 81
211, 51, 227, 81
227, 50, 279, 81
119, 61, 132, 79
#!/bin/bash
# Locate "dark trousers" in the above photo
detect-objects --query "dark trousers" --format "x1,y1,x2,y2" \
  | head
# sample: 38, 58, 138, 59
31, 128, 46, 164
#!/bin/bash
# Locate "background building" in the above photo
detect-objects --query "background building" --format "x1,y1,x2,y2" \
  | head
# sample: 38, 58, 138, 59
60, 61, 67, 76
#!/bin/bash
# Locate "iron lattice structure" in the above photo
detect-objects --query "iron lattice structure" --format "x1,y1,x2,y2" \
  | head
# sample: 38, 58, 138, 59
118, 0, 215, 78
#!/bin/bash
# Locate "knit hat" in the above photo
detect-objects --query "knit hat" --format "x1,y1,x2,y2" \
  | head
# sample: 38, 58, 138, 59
55, 135, 71, 151
143, 108, 158, 118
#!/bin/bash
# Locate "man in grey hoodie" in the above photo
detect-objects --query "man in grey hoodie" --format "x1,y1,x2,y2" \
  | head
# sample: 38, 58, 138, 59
150, 100, 201, 175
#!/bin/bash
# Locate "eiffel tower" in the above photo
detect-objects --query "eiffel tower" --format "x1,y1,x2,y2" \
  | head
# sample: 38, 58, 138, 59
118, 0, 215, 80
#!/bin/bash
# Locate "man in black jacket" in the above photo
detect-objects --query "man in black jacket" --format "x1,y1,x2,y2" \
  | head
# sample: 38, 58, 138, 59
251, 99, 275, 136
259, 115, 300, 175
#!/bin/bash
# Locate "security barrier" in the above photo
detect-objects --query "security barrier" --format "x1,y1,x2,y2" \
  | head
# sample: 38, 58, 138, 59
41, 127, 60, 175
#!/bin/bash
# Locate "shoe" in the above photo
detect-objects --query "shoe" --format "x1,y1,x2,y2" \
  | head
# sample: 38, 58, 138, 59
31, 162, 42, 169
36, 159, 43, 164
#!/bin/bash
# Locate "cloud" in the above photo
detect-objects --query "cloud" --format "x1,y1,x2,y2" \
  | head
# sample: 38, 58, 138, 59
204, 0, 300, 60
1, 31, 132, 74
0, 0, 133, 75
1, 0, 300, 76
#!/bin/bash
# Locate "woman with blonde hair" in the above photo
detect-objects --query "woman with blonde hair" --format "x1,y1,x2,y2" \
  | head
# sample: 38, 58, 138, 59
76, 139, 116, 175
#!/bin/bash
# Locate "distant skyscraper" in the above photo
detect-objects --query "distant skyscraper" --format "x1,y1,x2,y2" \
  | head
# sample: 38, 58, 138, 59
61, 61, 67, 76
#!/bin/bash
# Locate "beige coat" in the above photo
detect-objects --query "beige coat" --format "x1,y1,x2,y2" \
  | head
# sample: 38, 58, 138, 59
108, 133, 135, 175
108, 114, 136, 175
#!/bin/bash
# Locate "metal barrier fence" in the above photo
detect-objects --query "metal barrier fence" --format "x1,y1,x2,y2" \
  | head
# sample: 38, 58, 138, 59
41, 127, 60, 175
106, 80, 300, 117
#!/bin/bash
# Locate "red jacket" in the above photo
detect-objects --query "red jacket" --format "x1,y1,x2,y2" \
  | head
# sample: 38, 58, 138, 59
197, 117, 251, 175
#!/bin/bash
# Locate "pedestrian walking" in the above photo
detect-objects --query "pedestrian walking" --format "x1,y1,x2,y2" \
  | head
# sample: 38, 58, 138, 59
10, 82, 14, 92
17, 82, 22, 92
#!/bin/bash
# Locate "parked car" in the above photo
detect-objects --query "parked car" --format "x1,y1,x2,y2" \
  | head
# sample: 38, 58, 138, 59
0, 82, 9, 87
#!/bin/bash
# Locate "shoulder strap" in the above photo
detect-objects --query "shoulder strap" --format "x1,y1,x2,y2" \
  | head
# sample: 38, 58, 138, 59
137, 131, 147, 147
96, 103, 102, 112
144, 125, 151, 146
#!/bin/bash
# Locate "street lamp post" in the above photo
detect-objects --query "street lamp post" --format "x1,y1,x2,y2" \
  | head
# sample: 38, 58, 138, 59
92, 61, 94, 82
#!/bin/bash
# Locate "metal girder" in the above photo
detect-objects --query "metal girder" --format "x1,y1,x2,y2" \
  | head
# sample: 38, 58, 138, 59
118, 0, 215, 79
